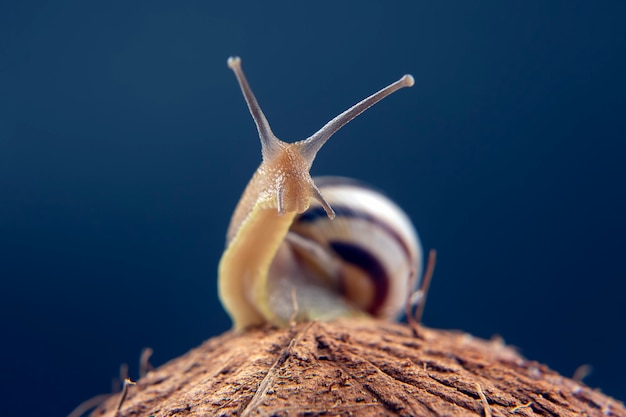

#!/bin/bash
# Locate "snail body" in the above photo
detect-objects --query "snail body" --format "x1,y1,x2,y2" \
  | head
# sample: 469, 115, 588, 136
219, 57, 422, 329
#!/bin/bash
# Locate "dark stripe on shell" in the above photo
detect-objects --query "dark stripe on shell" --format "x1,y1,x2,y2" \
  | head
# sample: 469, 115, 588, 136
297, 204, 414, 263
328, 241, 389, 316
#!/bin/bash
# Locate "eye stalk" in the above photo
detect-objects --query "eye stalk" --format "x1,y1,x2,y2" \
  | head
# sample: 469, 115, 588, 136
227, 57, 282, 160
227, 56, 414, 220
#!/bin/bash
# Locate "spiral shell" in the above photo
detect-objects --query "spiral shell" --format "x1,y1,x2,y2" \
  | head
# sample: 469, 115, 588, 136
263, 177, 422, 324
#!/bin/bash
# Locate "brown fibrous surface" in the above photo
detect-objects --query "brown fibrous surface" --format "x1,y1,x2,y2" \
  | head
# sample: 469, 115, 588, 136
92, 319, 625, 417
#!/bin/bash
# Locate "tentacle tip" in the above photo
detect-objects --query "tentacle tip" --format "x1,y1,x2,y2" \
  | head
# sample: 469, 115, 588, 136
321, 202, 335, 220
402, 74, 415, 87
227, 56, 241, 69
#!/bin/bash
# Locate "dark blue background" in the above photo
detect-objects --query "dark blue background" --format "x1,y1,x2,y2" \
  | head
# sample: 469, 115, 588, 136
1, 2, 624, 416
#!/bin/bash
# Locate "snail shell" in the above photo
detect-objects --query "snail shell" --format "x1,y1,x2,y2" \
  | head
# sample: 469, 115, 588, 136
218, 57, 421, 329
265, 177, 422, 324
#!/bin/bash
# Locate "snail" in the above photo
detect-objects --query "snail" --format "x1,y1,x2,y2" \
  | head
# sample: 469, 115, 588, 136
218, 57, 423, 330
